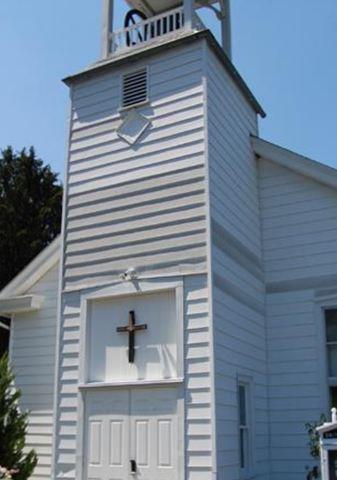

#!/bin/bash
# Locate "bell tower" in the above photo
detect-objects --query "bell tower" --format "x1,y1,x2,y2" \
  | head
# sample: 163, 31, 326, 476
101, 0, 232, 59
53, 2, 267, 479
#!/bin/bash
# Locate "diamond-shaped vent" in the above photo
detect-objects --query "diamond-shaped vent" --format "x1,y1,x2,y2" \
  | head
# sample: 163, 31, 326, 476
117, 110, 151, 145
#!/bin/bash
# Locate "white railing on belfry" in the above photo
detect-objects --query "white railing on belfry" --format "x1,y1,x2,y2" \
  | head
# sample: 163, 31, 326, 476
110, 7, 187, 54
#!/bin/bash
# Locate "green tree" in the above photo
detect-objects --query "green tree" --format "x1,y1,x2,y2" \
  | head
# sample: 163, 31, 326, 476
0, 147, 62, 290
305, 414, 326, 479
0, 355, 37, 479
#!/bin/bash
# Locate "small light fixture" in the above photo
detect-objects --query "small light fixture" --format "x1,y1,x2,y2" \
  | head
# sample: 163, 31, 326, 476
120, 267, 138, 281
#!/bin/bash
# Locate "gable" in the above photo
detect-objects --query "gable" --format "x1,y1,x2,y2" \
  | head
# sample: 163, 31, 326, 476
252, 136, 337, 191
9, 260, 59, 480
0, 237, 60, 299
258, 157, 337, 290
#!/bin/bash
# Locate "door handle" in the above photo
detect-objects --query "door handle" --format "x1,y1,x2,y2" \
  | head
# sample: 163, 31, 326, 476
130, 459, 137, 474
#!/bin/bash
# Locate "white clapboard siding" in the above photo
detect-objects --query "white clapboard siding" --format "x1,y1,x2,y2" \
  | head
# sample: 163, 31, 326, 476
54, 275, 213, 480
206, 49, 269, 479
258, 158, 336, 479
206, 54, 261, 260
258, 158, 337, 287
63, 43, 207, 290
265, 290, 322, 480
54, 39, 213, 480
10, 263, 59, 480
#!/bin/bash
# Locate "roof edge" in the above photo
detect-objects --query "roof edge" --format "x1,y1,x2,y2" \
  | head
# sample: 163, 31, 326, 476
63, 29, 265, 118
0, 295, 45, 315
0, 236, 61, 298
252, 136, 337, 191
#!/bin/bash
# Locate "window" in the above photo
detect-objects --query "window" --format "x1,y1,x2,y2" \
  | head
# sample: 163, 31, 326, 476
325, 309, 337, 407
0, 316, 11, 357
122, 68, 148, 108
238, 381, 252, 476
331, 386, 337, 409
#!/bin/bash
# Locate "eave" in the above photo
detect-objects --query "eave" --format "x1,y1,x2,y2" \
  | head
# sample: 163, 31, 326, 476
0, 295, 44, 315
63, 29, 265, 118
0, 236, 60, 298
252, 136, 337, 191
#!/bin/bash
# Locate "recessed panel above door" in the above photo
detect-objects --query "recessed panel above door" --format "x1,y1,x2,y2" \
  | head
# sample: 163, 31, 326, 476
88, 290, 178, 383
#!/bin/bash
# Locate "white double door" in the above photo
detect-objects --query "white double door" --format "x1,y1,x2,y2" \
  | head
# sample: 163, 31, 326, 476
85, 387, 181, 480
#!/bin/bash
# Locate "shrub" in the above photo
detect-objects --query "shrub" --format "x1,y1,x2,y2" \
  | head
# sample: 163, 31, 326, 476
0, 355, 37, 480
305, 414, 326, 479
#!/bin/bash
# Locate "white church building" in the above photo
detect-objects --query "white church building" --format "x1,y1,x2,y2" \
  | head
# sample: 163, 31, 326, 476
1, 1, 337, 479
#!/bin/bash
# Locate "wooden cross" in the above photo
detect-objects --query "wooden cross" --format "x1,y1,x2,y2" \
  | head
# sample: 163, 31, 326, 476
116, 310, 147, 363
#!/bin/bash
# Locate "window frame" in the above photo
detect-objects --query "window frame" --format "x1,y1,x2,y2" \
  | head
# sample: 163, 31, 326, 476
315, 296, 337, 413
237, 375, 255, 479
323, 306, 337, 408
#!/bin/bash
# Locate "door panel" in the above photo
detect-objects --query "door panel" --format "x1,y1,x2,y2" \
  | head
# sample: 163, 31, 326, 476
135, 420, 149, 466
84, 387, 181, 480
130, 388, 179, 479
158, 420, 172, 467
85, 390, 130, 480
88, 421, 102, 465
109, 421, 124, 466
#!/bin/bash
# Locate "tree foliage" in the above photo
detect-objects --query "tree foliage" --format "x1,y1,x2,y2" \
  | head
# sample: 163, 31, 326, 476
0, 147, 62, 290
0, 355, 37, 479
305, 414, 326, 479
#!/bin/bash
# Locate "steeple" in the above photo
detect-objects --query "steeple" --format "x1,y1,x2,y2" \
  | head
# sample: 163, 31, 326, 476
101, 0, 231, 60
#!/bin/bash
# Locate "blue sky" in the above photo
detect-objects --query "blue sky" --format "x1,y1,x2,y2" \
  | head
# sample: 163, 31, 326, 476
0, 0, 336, 180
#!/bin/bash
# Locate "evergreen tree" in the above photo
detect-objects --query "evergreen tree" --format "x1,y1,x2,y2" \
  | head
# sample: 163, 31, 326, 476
0, 355, 37, 480
0, 147, 62, 290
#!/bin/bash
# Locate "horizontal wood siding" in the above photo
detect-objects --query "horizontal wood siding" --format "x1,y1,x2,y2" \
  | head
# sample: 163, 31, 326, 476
259, 158, 334, 479
259, 158, 337, 288
185, 275, 213, 479
206, 48, 269, 479
54, 290, 81, 479
206, 52, 261, 260
64, 43, 207, 290
55, 40, 213, 479
11, 263, 59, 480
54, 275, 213, 480
266, 290, 323, 480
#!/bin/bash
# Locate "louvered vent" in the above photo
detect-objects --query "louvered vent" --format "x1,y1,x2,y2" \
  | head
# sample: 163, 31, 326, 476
122, 68, 148, 108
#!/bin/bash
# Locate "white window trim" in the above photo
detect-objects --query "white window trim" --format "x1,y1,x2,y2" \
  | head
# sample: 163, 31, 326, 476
315, 296, 337, 413
327, 338, 337, 385
324, 308, 337, 385
237, 374, 255, 480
